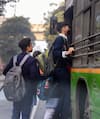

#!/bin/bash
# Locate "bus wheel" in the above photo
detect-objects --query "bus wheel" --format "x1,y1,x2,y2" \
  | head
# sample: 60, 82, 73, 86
76, 79, 91, 119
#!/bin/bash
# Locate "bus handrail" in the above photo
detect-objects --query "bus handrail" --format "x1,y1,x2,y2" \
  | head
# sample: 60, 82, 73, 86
75, 41, 100, 51
72, 32, 100, 45
73, 50, 100, 58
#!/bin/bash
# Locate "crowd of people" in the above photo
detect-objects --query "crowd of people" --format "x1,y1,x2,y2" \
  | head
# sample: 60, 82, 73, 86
3, 22, 74, 119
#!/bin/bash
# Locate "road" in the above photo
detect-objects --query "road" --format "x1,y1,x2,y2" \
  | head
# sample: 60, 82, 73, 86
0, 75, 13, 119
0, 75, 46, 119
32, 100, 46, 119
0, 89, 12, 119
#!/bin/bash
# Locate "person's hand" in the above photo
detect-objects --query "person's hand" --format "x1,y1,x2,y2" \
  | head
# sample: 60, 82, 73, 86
66, 47, 75, 55
69, 47, 74, 53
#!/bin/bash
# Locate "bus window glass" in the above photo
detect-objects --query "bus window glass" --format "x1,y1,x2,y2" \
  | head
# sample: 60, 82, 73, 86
95, 1, 100, 33
75, 15, 83, 41
81, 10, 90, 66
84, 0, 90, 8
76, 0, 84, 14
94, 1, 100, 66
83, 10, 90, 37
73, 14, 83, 67
73, 57, 81, 67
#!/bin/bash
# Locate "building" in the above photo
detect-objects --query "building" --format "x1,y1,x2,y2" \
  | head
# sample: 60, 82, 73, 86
31, 24, 46, 40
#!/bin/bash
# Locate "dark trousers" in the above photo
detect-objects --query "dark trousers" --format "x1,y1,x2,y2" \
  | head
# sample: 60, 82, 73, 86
46, 67, 71, 119
12, 81, 34, 119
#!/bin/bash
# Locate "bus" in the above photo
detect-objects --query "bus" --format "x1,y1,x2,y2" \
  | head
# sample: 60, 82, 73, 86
64, 0, 100, 119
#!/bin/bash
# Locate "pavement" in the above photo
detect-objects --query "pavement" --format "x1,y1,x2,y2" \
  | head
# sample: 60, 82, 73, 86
0, 75, 12, 119
0, 92, 12, 119
0, 75, 46, 119
32, 100, 46, 119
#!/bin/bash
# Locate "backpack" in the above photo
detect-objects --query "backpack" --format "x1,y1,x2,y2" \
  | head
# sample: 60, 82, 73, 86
36, 43, 55, 76
3, 54, 30, 102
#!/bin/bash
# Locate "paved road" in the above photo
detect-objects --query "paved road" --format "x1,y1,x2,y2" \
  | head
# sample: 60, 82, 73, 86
0, 91, 46, 119
0, 75, 46, 119
32, 100, 46, 119
0, 90, 12, 119
0, 75, 12, 119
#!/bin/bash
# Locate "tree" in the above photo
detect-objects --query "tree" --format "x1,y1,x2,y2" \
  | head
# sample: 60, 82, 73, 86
0, 16, 35, 63
44, 1, 65, 42
0, 0, 19, 16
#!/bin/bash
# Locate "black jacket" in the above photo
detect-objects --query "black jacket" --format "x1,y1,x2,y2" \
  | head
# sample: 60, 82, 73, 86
3, 52, 41, 82
53, 36, 70, 68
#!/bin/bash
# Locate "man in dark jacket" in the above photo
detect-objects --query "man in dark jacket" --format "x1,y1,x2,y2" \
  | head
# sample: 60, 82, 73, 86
3, 37, 41, 119
44, 22, 74, 119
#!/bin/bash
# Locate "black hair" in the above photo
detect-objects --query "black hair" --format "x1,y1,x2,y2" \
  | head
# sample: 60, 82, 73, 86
57, 22, 71, 33
33, 50, 41, 58
18, 37, 31, 51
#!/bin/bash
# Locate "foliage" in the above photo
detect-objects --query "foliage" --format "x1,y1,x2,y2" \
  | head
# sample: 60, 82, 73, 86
0, 16, 35, 63
44, 1, 65, 43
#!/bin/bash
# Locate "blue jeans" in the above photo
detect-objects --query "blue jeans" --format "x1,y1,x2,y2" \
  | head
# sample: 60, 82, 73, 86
12, 81, 34, 119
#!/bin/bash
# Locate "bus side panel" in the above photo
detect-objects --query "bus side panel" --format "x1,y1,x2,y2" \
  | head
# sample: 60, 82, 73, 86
71, 71, 100, 119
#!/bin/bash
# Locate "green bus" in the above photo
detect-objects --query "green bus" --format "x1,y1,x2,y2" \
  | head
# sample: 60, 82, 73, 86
64, 0, 100, 119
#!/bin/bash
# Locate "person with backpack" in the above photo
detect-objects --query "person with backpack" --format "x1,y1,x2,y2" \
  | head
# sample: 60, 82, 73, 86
44, 22, 74, 119
3, 37, 41, 119
33, 50, 49, 101
32, 50, 42, 104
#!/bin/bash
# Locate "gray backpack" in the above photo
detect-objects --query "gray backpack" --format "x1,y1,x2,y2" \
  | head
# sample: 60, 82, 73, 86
3, 54, 30, 102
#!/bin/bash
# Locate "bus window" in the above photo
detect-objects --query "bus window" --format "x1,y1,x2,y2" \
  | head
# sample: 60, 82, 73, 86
95, 1, 100, 33
81, 9, 91, 66
74, 15, 83, 41
73, 57, 81, 67
73, 15, 83, 67
84, 0, 90, 8
94, 1, 100, 66
75, 0, 84, 14
83, 10, 90, 37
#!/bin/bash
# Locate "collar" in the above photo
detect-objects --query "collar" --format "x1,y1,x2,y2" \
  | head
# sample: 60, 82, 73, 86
59, 33, 68, 40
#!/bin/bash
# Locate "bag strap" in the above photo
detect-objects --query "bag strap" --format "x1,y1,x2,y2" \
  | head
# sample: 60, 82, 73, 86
13, 54, 30, 67
19, 54, 30, 67
63, 37, 69, 50
48, 42, 55, 55
0, 85, 4, 92
48, 36, 69, 55
13, 55, 17, 67
50, 36, 69, 67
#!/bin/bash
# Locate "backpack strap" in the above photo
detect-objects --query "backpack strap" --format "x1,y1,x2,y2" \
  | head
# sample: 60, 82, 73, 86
13, 55, 17, 67
19, 54, 30, 67
62, 37, 69, 51
48, 42, 55, 55
13, 54, 30, 67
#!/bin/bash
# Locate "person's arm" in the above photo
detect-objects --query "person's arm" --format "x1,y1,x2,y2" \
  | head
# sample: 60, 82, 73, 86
3, 57, 13, 75
53, 37, 74, 59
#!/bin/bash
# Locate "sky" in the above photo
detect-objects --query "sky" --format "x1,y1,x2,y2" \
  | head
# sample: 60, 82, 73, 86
5, 0, 64, 24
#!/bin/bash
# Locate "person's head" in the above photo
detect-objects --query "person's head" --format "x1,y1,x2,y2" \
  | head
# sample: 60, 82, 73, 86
18, 37, 33, 52
57, 22, 71, 35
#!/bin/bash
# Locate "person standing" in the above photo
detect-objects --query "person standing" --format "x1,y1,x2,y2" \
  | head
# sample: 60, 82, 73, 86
3, 37, 41, 119
44, 22, 74, 119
